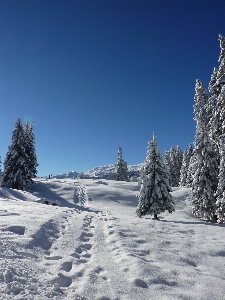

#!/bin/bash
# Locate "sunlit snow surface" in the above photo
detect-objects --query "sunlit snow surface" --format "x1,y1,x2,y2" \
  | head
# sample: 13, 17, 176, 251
0, 178, 225, 299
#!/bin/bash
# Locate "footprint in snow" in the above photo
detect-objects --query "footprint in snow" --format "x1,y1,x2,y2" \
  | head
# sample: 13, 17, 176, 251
79, 231, 93, 242
60, 261, 72, 272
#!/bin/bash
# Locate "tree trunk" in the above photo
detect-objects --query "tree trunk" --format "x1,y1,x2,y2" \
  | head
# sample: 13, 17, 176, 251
13, 181, 18, 189
153, 213, 158, 219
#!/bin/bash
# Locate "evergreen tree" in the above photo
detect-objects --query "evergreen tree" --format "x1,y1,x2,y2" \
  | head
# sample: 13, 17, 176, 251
180, 149, 188, 187
190, 79, 219, 219
208, 68, 219, 96
175, 145, 183, 186
216, 34, 225, 92
164, 146, 182, 187
208, 35, 225, 140
187, 80, 211, 190
215, 136, 225, 223
194, 79, 209, 127
164, 149, 171, 183
1, 119, 30, 189
122, 159, 129, 181
164, 146, 176, 187
180, 144, 193, 187
209, 83, 225, 144
116, 147, 128, 181
136, 136, 175, 219
24, 122, 38, 182
190, 128, 219, 220
169, 146, 177, 186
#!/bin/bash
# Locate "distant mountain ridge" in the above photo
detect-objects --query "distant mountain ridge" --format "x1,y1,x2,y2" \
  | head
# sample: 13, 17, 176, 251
54, 170, 79, 179
83, 163, 143, 180
53, 163, 143, 180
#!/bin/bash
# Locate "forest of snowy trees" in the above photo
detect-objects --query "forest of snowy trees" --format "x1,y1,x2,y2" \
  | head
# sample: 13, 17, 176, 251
136, 34, 225, 223
188, 34, 225, 223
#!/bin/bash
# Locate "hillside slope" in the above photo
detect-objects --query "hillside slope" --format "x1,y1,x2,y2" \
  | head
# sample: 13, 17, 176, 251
0, 179, 225, 299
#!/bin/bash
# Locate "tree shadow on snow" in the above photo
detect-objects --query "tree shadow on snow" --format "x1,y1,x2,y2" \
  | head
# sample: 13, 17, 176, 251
0, 187, 29, 201
29, 182, 97, 212
158, 219, 225, 227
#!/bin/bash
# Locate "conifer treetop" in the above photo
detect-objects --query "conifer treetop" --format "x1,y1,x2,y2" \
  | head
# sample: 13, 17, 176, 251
216, 34, 225, 89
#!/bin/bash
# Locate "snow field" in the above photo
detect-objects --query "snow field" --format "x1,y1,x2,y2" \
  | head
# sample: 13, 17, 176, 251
0, 178, 225, 299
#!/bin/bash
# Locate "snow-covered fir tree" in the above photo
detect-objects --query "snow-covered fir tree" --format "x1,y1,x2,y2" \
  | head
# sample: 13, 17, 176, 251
136, 136, 175, 219
175, 145, 183, 186
187, 80, 211, 189
208, 35, 225, 140
116, 147, 128, 181
194, 79, 209, 127
216, 34, 225, 92
1, 119, 37, 190
215, 136, 225, 223
180, 149, 189, 187
164, 149, 171, 181
208, 68, 219, 96
190, 128, 219, 220
179, 144, 193, 187
24, 122, 38, 182
190, 80, 219, 220
164, 146, 183, 187
164, 146, 175, 186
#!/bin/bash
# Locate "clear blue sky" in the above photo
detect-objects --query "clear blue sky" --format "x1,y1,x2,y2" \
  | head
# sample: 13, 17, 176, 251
1, 0, 225, 177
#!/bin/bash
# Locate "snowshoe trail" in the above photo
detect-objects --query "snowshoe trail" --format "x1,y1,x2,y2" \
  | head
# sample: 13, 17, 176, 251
74, 210, 149, 300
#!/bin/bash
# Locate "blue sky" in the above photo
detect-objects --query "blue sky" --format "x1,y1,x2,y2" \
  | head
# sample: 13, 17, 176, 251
1, 0, 225, 177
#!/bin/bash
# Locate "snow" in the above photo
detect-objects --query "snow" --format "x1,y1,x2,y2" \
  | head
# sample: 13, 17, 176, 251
0, 178, 225, 299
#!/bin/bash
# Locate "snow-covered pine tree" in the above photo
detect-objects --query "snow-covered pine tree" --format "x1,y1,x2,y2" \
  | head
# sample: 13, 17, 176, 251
169, 147, 177, 186
164, 150, 171, 183
122, 159, 129, 181
194, 79, 209, 126
216, 34, 225, 92
164, 146, 182, 187
24, 122, 38, 183
190, 80, 219, 220
116, 147, 128, 181
179, 149, 188, 187
189, 80, 219, 219
180, 144, 193, 187
215, 136, 225, 223
165, 146, 176, 187
1, 119, 31, 190
175, 145, 183, 186
208, 68, 219, 96
208, 35, 225, 140
190, 128, 219, 220
136, 136, 175, 219
207, 68, 219, 135
187, 81, 210, 190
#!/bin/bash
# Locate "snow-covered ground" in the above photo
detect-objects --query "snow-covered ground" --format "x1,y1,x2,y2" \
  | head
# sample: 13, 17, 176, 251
0, 178, 225, 299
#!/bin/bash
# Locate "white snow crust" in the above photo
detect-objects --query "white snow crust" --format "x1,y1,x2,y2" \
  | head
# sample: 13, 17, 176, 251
0, 178, 225, 299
